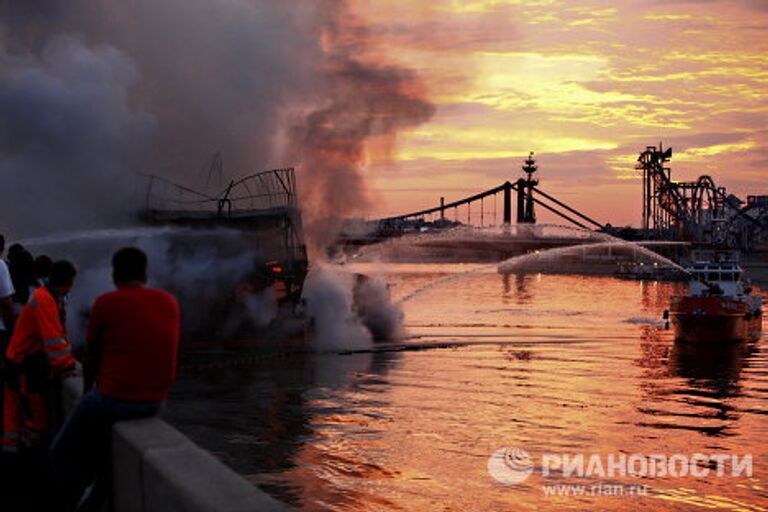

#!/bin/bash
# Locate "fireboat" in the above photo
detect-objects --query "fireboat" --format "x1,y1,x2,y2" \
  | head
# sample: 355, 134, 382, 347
666, 251, 763, 343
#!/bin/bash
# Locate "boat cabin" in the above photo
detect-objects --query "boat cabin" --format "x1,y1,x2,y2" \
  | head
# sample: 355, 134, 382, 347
687, 260, 745, 297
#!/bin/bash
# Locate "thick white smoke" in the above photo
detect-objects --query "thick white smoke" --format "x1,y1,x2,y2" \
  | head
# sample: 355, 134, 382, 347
0, 35, 152, 236
20, 227, 277, 345
302, 268, 373, 352
301, 266, 405, 352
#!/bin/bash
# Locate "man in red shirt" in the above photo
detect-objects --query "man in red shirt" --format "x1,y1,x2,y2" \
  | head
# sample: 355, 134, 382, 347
51, 247, 180, 511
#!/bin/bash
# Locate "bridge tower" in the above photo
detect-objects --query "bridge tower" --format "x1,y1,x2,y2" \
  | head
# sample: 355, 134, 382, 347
517, 151, 538, 224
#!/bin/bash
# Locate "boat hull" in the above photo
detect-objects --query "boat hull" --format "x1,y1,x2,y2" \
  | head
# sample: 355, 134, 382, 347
670, 296, 762, 343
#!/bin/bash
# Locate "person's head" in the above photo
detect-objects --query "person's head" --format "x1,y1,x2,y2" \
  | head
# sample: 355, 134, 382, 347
0, 234, 5, 256
35, 255, 53, 280
49, 260, 78, 297
112, 247, 148, 287
7, 243, 24, 262
12, 250, 35, 277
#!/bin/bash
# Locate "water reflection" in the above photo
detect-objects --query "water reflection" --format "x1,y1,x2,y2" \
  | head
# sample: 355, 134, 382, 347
170, 348, 401, 508
166, 269, 768, 511
670, 340, 754, 385
633, 324, 755, 437
501, 272, 534, 304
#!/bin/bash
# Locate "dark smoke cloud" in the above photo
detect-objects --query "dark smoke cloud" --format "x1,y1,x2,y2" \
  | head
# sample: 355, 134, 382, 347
57, 1, 324, 186
1, 0, 433, 244
291, 2, 435, 249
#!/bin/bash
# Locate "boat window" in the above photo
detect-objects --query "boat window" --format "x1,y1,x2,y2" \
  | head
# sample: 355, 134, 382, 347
708, 273, 720, 281
722, 273, 734, 281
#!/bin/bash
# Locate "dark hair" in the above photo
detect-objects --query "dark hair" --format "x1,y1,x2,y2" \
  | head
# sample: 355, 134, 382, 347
49, 260, 78, 287
35, 255, 53, 279
10, 250, 35, 304
112, 247, 148, 283
8, 243, 24, 260
0, 234, 5, 253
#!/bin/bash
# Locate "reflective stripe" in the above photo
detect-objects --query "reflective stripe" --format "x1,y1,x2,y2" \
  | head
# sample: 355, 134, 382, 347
46, 348, 72, 359
21, 428, 44, 444
43, 337, 66, 347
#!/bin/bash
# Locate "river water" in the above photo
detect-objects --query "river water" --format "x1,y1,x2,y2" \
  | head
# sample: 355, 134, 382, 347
166, 263, 768, 511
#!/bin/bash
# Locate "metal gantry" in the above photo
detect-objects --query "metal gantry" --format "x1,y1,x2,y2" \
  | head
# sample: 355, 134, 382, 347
637, 143, 767, 248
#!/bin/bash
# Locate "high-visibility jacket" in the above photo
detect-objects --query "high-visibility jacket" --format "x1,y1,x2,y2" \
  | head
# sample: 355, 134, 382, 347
6, 286, 75, 371
1, 286, 76, 452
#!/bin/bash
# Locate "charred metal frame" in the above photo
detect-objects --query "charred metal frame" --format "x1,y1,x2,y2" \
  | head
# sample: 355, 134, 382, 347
140, 166, 308, 301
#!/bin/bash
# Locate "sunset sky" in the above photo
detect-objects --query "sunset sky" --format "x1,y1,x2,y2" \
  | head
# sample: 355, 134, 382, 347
350, 0, 768, 226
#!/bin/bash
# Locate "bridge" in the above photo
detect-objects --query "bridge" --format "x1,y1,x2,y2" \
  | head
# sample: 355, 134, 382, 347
372, 146, 768, 252
378, 153, 605, 232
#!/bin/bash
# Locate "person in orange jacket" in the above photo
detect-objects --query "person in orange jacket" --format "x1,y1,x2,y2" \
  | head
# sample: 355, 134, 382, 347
1, 260, 78, 455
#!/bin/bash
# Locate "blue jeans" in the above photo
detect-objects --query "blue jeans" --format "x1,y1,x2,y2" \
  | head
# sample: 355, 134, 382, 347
50, 387, 162, 511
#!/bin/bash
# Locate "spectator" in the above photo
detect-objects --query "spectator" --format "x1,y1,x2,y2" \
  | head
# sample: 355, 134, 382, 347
8, 248, 36, 307
6, 243, 24, 262
0, 235, 14, 346
34, 255, 53, 286
0, 234, 15, 492
51, 247, 180, 512
1, 260, 78, 455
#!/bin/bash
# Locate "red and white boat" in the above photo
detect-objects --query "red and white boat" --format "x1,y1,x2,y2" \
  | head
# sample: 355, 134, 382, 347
668, 252, 762, 343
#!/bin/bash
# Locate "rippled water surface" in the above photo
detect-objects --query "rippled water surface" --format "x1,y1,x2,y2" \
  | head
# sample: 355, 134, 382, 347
166, 264, 768, 511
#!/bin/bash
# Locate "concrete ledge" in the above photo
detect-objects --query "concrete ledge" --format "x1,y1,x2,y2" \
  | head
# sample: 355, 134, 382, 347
60, 378, 290, 512
112, 419, 288, 512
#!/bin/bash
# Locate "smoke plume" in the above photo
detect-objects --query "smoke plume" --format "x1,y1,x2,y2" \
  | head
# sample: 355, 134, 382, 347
0, 34, 152, 234
1, 1, 427, 345
291, 2, 436, 249
1, 1, 434, 244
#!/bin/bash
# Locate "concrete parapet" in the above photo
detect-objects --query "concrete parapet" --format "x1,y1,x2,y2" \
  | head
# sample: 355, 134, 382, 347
60, 376, 289, 512
112, 419, 288, 512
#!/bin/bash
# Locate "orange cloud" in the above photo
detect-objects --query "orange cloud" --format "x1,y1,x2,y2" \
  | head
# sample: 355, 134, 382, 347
348, 0, 768, 226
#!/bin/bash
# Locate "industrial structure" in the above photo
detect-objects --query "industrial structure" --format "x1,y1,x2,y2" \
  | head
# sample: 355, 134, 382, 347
374, 145, 767, 256
637, 144, 768, 250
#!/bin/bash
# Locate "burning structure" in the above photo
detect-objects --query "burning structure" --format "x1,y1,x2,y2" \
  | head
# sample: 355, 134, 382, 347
139, 158, 308, 303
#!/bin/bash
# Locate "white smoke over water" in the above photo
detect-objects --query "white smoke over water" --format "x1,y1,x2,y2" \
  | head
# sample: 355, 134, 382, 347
302, 266, 405, 351
302, 268, 373, 352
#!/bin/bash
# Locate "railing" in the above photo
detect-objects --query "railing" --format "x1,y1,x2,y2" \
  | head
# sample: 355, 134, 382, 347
141, 168, 299, 218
